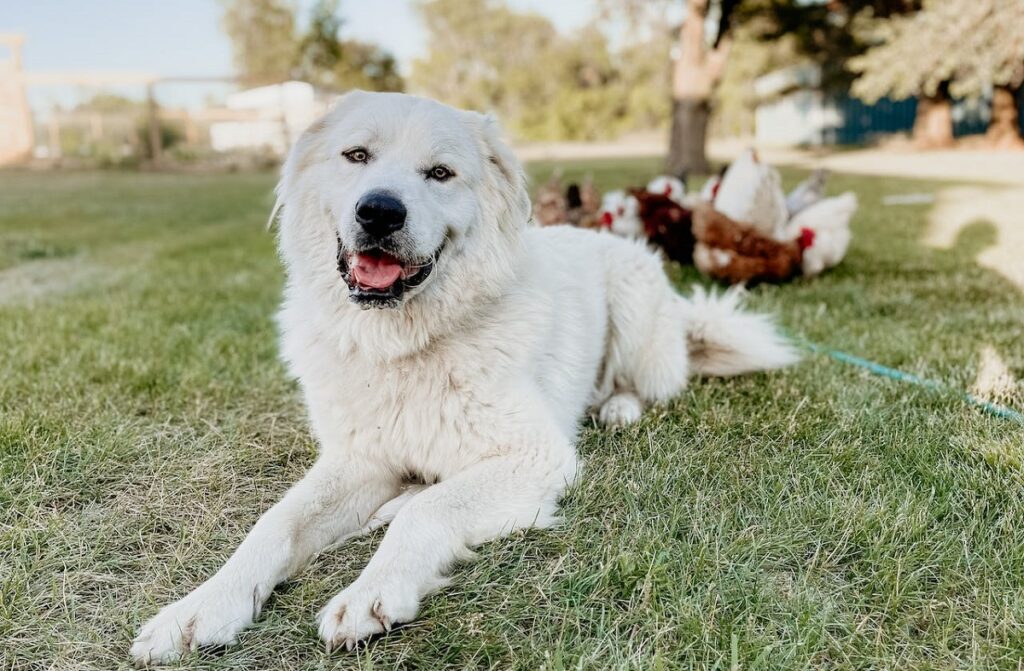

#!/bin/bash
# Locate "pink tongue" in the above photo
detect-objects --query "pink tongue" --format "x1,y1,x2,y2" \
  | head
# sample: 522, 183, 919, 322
352, 253, 404, 289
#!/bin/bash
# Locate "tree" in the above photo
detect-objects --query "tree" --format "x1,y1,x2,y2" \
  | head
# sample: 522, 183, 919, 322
849, 2, 956, 147
296, 0, 404, 91
665, 0, 738, 176
220, 0, 298, 85
605, 0, 740, 175
851, 0, 1024, 148
411, 0, 560, 133
988, 83, 1023, 149
610, 0, 927, 171
221, 0, 403, 91
749, 0, 921, 90
412, 0, 665, 141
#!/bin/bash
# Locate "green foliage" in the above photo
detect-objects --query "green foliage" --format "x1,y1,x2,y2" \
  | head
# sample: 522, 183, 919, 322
741, 0, 920, 91
220, 0, 403, 91
135, 119, 184, 160
295, 0, 404, 91
50, 95, 144, 166
73, 93, 142, 114
220, 0, 298, 85
412, 0, 670, 141
851, 0, 1024, 102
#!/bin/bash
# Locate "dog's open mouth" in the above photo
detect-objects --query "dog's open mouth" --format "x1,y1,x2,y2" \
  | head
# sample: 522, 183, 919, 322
337, 238, 440, 308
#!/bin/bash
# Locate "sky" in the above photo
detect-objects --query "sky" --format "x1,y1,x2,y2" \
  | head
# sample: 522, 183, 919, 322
1, 0, 597, 77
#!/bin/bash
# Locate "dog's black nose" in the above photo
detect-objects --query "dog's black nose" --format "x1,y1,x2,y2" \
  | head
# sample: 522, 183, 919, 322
355, 192, 406, 238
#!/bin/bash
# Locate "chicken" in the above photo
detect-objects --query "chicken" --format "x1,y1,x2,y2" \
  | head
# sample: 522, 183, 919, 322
634, 190, 695, 264
533, 170, 568, 226
713, 149, 789, 240
692, 206, 802, 284
691, 153, 857, 284
784, 192, 857, 276
785, 168, 829, 217
565, 174, 602, 228
597, 190, 644, 238
645, 175, 687, 206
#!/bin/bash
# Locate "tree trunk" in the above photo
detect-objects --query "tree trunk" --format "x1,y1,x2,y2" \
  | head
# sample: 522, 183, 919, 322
985, 84, 1024, 149
666, 0, 730, 179
912, 83, 954, 149
667, 98, 711, 176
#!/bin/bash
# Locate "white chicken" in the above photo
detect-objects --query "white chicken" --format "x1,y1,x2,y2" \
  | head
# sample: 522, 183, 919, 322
713, 149, 789, 240
784, 192, 858, 276
645, 175, 687, 206
597, 190, 644, 239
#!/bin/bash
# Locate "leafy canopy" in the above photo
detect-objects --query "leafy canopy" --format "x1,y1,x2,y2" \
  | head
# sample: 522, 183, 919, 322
851, 0, 1024, 102
411, 0, 671, 141
220, 0, 403, 91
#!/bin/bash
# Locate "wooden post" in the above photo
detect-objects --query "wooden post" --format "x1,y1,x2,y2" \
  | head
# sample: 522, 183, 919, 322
146, 82, 162, 163
0, 33, 35, 165
48, 105, 61, 163
184, 112, 198, 146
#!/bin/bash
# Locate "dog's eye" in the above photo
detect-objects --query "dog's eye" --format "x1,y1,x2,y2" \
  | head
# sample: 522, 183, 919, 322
342, 148, 370, 164
426, 165, 454, 182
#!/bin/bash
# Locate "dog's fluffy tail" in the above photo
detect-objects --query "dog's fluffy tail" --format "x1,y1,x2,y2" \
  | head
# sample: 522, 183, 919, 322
682, 285, 799, 377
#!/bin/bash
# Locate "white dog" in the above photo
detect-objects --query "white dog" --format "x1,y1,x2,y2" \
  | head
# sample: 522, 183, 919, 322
131, 92, 797, 664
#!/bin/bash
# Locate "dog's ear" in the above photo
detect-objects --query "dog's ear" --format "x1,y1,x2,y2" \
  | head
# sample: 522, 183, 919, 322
471, 113, 531, 228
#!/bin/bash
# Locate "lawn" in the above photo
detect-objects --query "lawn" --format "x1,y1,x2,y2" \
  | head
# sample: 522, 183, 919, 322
1, 164, 1022, 670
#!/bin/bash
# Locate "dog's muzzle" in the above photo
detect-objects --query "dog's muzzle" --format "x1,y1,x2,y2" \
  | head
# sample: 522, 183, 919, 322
336, 235, 441, 309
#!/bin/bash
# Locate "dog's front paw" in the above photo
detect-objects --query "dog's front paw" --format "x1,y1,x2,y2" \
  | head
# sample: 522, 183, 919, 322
598, 392, 643, 426
131, 581, 256, 666
317, 576, 419, 652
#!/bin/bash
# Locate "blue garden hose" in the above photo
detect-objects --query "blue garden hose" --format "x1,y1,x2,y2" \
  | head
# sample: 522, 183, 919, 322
799, 339, 1024, 425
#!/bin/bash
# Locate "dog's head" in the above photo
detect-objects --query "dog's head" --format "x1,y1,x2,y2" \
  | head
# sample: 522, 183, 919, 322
275, 92, 530, 313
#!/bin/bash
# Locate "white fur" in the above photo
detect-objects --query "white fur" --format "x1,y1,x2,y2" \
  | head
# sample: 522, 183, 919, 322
131, 92, 796, 665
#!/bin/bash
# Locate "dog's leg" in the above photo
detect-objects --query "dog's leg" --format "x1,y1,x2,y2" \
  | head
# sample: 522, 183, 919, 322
131, 456, 395, 666
317, 449, 577, 651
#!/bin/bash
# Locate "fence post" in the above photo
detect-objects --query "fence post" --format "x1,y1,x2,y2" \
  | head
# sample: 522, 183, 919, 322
146, 82, 162, 164
185, 112, 198, 146
47, 104, 61, 163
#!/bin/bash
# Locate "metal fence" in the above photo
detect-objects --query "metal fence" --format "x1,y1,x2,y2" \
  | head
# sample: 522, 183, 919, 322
825, 91, 1023, 145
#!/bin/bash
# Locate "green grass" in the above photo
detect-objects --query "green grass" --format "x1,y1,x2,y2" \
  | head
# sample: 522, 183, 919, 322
1, 164, 1022, 670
